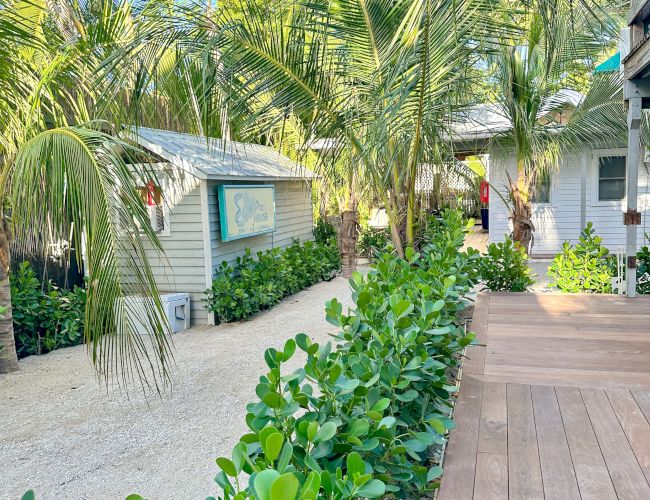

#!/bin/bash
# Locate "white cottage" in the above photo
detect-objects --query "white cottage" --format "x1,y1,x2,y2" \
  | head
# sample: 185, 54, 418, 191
127, 127, 315, 325
450, 103, 650, 257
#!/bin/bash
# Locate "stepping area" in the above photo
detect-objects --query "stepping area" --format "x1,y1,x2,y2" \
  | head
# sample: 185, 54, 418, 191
439, 292, 650, 500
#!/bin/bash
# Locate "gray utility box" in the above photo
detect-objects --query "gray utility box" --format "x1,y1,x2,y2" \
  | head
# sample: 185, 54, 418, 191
121, 293, 191, 334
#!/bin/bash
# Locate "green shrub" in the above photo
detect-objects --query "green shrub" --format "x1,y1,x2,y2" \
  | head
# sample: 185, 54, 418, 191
10, 261, 86, 357
356, 227, 390, 260
314, 219, 337, 245
637, 246, 650, 294
211, 209, 480, 499
206, 240, 341, 323
548, 223, 614, 293
479, 236, 534, 291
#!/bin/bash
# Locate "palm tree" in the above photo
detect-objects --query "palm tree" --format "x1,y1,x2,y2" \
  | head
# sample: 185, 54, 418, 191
0, 0, 176, 390
489, 0, 625, 251
189, 0, 499, 253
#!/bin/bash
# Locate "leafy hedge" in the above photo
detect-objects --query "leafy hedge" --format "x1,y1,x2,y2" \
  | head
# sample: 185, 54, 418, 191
548, 223, 615, 293
210, 209, 480, 499
206, 240, 341, 323
479, 236, 534, 292
356, 227, 390, 261
638, 245, 650, 294
10, 261, 86, 357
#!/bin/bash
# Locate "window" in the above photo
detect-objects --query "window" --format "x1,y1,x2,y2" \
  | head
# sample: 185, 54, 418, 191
598, 155, 626, 201
138, 182, 169, 234
531, 170, 551, 204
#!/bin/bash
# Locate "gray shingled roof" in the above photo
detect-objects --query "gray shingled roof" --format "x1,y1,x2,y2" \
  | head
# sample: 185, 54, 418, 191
127, 127, 314, 180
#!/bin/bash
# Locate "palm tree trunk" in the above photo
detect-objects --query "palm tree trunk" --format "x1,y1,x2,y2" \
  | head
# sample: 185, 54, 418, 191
0, 219, 18, 373
339, 209, 359, 278
511, 161, 535, 253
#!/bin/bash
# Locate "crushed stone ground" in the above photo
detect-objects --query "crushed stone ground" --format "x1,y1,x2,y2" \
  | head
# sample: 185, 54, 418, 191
1, 275, 355, 500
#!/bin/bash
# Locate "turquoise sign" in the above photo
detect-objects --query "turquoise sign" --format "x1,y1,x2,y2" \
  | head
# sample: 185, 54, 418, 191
218, 185, 276, 241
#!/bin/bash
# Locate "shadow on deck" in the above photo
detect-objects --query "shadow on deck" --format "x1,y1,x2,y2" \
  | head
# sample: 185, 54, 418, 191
439, 292, 650, 500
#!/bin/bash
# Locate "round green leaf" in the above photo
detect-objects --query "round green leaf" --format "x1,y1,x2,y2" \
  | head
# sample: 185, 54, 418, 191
270, 472, 300, 500
313, 421, 337, 443
216, 457, 237, 477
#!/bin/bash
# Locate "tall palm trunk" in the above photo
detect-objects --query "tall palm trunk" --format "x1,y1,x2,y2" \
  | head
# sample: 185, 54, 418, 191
511, 160, 534, 252
0, 219, 18, 373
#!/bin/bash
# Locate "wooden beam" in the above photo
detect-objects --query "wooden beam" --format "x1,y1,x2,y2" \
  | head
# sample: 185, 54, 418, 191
626, 96, 641, 298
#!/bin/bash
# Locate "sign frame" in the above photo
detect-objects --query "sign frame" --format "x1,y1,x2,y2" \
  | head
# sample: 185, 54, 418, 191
217, 184, 276, 241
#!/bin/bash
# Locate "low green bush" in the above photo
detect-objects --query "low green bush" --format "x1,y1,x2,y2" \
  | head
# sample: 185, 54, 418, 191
10, 261, 86, 357
206, 240, 341, 323
356, 227, 390, 260
210, 209, 480, 499
479, 236, 534, 291
638, 246, 650, 294
547, 223, 615, 293
313, 220, 337, 246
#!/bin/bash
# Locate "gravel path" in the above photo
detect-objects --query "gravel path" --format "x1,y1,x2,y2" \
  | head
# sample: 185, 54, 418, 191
0, 276, 354, 500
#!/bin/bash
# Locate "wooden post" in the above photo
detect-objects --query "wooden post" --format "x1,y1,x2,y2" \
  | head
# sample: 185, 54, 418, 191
626, 95, 641, 298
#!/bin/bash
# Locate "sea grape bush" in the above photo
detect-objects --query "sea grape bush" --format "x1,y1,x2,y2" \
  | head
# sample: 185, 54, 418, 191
479, 236, 534, 291
313, 219, 337, 246
206, 240, 341, 323
356, 227, 389, 261
10, 261, 86, 357
548, 223, 615, 293
211, 209, 479, 499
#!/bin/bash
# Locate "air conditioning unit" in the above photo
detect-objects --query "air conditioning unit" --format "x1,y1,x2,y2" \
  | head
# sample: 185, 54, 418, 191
121, 293, 191, 335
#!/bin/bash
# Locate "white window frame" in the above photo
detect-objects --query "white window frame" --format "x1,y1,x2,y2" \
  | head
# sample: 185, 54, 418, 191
132, 163, 172, 238
591, 149, 627, 207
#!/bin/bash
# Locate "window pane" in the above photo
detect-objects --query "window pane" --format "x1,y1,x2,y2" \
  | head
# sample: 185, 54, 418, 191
599, 156, 625, 179
532, 178, 551, 203
599, 179, 625, 200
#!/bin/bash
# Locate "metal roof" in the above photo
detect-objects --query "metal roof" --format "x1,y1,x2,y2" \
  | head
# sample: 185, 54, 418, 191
448, 89, 585, 143
126, 127, 314, 180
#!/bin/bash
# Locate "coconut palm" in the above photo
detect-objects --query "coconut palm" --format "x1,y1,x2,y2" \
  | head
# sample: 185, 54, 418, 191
184, 0, 500, 253
0, 0, 176, 390
488, 0, 625, 251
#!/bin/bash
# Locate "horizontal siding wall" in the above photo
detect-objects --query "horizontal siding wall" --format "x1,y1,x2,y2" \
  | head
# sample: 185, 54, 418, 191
138, 165, 209, 325
488, 149, 650, 255
207, 178, 314, 271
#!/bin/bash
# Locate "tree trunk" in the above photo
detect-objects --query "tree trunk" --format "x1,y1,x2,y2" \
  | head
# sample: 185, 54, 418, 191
339, 209, 360, 278
510, 169, 535, 253
319, 181, 328, 221
0, 219, 18, 373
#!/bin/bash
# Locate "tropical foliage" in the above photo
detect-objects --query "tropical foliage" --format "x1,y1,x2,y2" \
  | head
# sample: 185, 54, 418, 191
10, 262, 86, 357
638, 245, 650, 294
548, 223, 615, 293
0, 0, 178, 388
488, 0, 625, 250
211, 210, 479, 499
480, 237, 534, 292
206, 241, 341, 323
356, 228, 390, 261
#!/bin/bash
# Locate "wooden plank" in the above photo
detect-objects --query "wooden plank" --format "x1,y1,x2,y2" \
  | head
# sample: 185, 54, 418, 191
581, 388, 650, 499
506, 384, 544, 500
607, 389, 650, 482
473, 453, 508, 500
632, 389, 650, 482
438, 375, 483, 500
485, 351, 650, 373
482, 365, 650, 389
555, 386, 617, 500
463, 293, 488, 375
477, 382, 507, 454
531, 385, 580, 500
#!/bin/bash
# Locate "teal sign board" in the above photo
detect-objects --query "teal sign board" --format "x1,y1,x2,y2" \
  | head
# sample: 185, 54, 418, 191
218, 185, 276, 241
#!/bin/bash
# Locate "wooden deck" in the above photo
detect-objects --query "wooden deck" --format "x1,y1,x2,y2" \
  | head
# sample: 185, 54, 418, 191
439, 292, 650, 500
462, 224, 488, 253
